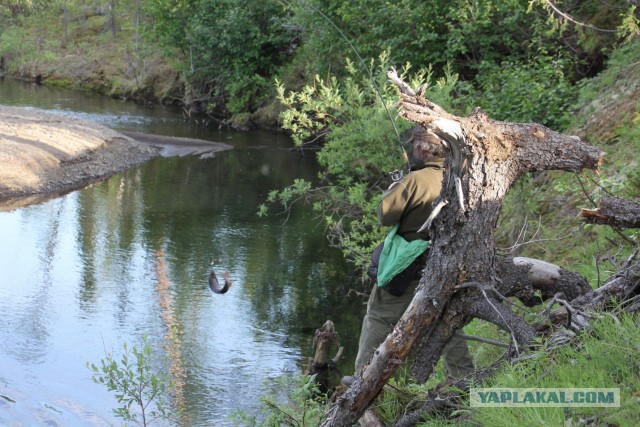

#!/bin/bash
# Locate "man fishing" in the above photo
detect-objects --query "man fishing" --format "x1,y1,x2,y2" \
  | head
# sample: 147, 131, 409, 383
343, 126, 474, 386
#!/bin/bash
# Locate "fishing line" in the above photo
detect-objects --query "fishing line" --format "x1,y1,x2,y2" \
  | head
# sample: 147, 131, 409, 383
297, 0, 411, 173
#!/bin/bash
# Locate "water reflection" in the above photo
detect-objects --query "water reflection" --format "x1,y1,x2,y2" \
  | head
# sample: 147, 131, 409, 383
155, 250, 189, 424
0, 79, 366, 425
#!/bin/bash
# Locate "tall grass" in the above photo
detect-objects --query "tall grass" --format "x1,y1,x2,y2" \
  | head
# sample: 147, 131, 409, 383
469, 312, 640, 427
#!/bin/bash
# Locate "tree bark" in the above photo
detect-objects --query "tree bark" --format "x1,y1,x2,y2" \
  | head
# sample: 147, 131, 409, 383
319, 70, 605, 426
410, 256, 589, 382
581, 195, 640, 228
306, 320, 343, 393
399, 259, 639, 427
495, 256, 591, 306
105, 0, 117, 40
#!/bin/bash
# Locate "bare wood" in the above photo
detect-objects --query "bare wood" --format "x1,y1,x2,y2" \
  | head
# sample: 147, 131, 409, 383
495, 256, 591, 306
311, 320, 341, 366
306, 320, 342, 392
359, 409, 384, 427
320, 71, 604, 427
514, 257, 561, 285
581, 195, 640, 228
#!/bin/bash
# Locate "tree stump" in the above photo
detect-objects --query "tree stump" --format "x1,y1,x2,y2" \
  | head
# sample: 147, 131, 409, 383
306, 320, 344, 393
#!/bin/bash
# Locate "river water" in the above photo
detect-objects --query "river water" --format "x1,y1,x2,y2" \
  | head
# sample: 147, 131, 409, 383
0, 80, 365, 425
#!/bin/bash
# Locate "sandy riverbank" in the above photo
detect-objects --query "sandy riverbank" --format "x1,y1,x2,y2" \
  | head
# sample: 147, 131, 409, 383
0, 105, 232, 210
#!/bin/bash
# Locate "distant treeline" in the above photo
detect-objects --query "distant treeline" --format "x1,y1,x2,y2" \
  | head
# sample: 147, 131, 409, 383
1, 0, 638, 121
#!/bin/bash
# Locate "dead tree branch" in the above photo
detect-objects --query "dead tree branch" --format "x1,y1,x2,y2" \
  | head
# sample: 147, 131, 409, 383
581, 195, 640, 228
319, 70, 604, 427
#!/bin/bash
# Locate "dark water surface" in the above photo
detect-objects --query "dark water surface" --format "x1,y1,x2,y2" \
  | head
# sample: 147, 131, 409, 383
0, 80, 365, 425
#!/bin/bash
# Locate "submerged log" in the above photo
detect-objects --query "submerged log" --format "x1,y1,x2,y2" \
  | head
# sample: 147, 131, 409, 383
319, 70, 605, 426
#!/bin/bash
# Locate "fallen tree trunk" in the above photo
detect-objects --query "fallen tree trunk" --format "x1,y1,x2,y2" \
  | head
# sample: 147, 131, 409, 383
411, 255, 590, 381
496, 256, 591, 305
398, 257, 639, 426
319, 70, 605, 426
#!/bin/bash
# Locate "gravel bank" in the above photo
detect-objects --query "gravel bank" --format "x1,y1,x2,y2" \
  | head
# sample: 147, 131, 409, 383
0, 105, 161, 210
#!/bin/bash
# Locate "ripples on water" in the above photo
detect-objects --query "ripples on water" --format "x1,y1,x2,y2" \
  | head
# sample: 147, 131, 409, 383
0, 80, 365, 425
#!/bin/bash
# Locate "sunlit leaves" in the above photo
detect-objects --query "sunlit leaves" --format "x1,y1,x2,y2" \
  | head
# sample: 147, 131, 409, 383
270, 54, 463, 270
277, 75, 343, 147
86, 336, 175, 426
466, 54, 576, 129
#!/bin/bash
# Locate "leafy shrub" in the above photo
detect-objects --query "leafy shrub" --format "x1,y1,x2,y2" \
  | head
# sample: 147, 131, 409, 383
147, 0, 295, 114
267, 54, 459, 272
286, 0, 567, 81
460, 54, 577, 130
87, 336, 175, 426
0, 26, 24, 63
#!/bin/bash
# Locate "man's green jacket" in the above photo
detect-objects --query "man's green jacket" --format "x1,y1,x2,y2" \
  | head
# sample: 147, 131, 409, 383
376, 160, 444, 286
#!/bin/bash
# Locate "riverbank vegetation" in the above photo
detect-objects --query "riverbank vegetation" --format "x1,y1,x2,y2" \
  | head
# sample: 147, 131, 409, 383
2, 0, 640, 425
1, 1, 637, 127
4, 0, 635, 269
238, 311, 640, 426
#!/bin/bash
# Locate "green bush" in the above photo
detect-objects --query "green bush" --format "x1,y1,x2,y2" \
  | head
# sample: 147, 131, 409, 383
147, 0, 295, 114
0, 26, 24, 64
267, 54, 459, 271
286, 0, 567, 81
87, 336, 175, 426
461, 54, 576, 130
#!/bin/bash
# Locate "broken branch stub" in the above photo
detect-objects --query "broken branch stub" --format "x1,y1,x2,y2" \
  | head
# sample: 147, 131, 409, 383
581, 195, 640, 228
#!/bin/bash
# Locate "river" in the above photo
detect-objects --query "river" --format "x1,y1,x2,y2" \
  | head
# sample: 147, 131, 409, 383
0, 79, 366, 426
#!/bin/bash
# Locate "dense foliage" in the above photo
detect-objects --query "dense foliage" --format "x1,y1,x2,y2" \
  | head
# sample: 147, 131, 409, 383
146, 0, 296, 114
264, 56, 460, 270
265, 0, 638, 270
1, 0, 635, 116
287, 0, 561, 77
2, 1, 640, 425
0, 0, 637, 271
3, 0, 635, 268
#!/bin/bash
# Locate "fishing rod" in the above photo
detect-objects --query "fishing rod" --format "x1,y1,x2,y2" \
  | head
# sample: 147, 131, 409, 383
298, 0, 412, 176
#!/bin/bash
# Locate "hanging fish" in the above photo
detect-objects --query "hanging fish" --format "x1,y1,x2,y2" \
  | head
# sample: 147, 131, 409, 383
208, 259, 232, 294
